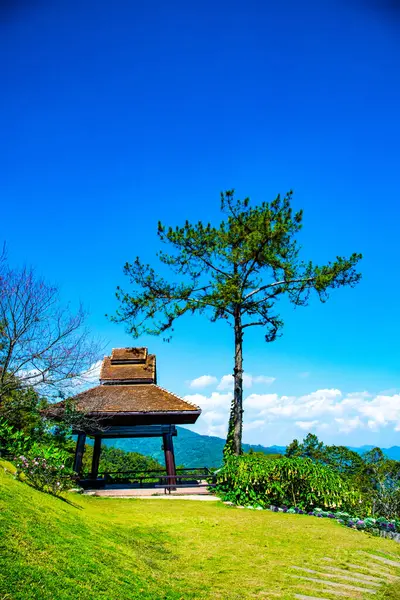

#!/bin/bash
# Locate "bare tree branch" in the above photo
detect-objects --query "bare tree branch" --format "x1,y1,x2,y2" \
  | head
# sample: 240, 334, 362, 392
0, 262, 102, 401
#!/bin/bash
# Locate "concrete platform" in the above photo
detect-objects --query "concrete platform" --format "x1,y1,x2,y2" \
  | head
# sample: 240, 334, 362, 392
84, 482, 217, 499
85, 489, 219, 500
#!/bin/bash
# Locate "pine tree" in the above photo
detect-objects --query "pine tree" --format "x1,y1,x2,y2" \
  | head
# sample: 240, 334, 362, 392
113, 190, 362, 454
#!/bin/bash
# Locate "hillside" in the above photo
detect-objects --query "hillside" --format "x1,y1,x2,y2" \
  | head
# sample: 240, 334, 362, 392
350, 445, 400, 461
1, 460, 400, 600
102, 426, 285, 467
101, 427, 400, 467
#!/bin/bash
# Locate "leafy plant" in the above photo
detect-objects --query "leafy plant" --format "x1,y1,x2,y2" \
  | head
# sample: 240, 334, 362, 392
223, 398, 237, 460
215, 454, 362, 512
15, 443, 75, 495
0, 417, 31, 455
0, 385, 49, 438
285, 433, 400, 516
371, 472, 400, 519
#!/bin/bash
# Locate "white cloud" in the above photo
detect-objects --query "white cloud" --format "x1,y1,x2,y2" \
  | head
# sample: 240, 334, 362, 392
335, 416, 363, 433
207, 424, 228, 438
217, 373, 253, 390
357, 394, 400, 430
80, 360, 102, 384
16, 360, 103, 390
265, 389, 343, 419
243, 419, 266, 431
202, 410, 226, 424
184, 370, 400, 446
184, 391, 232, 410
20, 360, 103, 396
183, 391, 232, 437
217, 374, 234, 391
188, 375, 218, 389
217, 372, 275, 391
296, 420, 319, 430
245, 393, 279, 411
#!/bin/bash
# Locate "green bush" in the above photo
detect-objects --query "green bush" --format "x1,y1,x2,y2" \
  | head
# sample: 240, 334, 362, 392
215, 454, 363, 512
15, 443, 75, 495
285, 434, 400, 516
0, 417, 31, 456
1, 417, 75, 495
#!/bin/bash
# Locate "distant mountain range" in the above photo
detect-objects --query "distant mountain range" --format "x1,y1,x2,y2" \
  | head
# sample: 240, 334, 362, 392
101, 427, 400, 467
349, 445, 400, 460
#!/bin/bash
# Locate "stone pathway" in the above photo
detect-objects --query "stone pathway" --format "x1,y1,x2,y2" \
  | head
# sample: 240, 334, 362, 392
84, 482, 215, 498
358, 552, 400, 568
291, 567, 382, 587
290, 550, 400, 600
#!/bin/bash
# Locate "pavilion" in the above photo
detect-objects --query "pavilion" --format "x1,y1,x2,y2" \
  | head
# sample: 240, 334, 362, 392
49, 347, 201, 483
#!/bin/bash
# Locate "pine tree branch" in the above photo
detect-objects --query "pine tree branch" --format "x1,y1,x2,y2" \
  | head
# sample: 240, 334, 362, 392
244, 277, 315, 300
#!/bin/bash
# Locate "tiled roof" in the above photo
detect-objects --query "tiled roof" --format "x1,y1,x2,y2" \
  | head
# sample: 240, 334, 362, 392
110, 347, 147, 362
66, 384, 200, 414
100, 354, 156, 383
45, 348, 202, 426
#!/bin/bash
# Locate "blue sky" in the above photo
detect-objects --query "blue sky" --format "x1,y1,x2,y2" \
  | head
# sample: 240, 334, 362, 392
1, 0, 400, 447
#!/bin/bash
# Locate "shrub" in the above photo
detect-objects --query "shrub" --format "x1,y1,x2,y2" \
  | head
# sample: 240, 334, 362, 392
215, 454, 362, 512
372, 476, 400, 519
0, 417, 31, 456
15, 443, 75, 495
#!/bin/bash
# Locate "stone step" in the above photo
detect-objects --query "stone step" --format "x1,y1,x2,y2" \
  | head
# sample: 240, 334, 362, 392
345, 562, 396, 578
323, 558, 397, 580
320, 565, 384, 584
289, 574, 377, 594
294, 586, 359, 598
294, 594, 351, 600
359, 553, 400, 569
291, 567, 381, 587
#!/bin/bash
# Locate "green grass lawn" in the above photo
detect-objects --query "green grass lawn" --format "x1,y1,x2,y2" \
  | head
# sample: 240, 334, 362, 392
1, 460, 400, 600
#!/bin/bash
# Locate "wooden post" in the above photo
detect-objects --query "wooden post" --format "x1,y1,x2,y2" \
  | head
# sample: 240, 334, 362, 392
91, 435, 102, 479
162, 432, 176, 487
73, 433, 86, 474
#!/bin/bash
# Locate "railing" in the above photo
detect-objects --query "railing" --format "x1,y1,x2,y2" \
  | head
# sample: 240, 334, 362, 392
154, 473, 217, 494
80, 466, 215, 488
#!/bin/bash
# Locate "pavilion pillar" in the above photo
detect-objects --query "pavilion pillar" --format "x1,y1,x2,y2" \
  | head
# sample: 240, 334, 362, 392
73, 433, 86, 474
163, 432, 176, 486
91, 435, 102, 479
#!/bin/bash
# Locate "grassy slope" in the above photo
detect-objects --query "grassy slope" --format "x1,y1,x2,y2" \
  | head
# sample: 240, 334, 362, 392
103, 426, 285, 467
1, 461, 400, 600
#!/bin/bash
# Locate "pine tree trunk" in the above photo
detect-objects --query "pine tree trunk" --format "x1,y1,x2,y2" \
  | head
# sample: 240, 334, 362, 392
232, 307, 243, 455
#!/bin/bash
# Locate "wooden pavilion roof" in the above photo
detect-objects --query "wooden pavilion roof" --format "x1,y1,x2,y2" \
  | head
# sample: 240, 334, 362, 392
67, 383, 200, 415
47, 347, 201, 427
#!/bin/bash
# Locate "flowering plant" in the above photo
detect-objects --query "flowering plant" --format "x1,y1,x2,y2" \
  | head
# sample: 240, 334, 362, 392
216, 455, 361, 512
269, 504, 400, 536
15, 444, 75, 495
